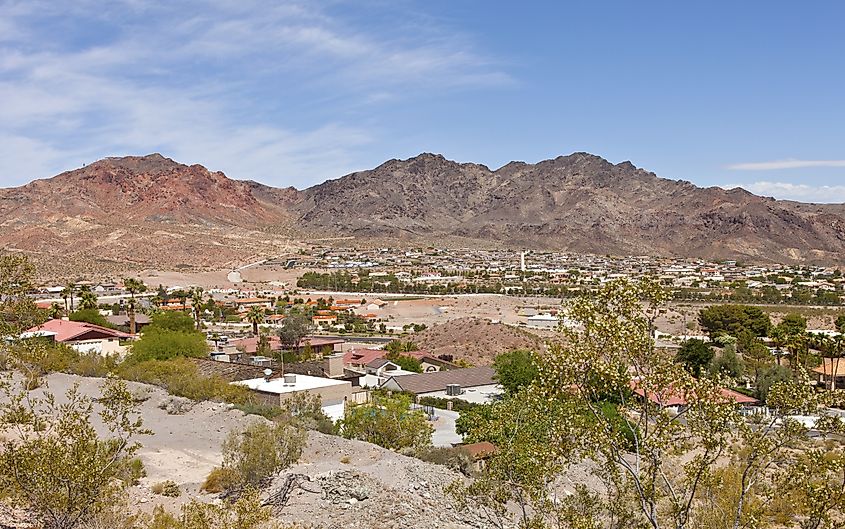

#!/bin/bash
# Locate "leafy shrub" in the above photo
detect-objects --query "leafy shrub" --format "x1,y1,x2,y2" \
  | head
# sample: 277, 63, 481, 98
405, 446, 474, 476
220, 421, 307, 489
419, 396, 481, 413
117, 358, 253, 405
122, 457, 147, 486
151, 480, 181, 497
200, 467, 241, 494
127, 330, 207, 363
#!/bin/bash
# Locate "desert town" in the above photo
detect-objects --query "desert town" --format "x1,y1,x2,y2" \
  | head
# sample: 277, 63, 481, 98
2, 242, 844, 527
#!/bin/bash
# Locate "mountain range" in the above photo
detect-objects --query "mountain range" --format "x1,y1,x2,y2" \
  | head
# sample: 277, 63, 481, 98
2, 152, 844, 276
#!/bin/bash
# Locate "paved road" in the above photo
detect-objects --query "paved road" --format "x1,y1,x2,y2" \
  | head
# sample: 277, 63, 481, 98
429, 408, 462, 447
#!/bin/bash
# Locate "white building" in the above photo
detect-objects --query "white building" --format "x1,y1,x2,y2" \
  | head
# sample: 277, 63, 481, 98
233, 373, 353, 422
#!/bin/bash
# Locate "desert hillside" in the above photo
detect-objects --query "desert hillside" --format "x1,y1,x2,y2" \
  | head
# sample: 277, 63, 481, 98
5, 152, 845, 275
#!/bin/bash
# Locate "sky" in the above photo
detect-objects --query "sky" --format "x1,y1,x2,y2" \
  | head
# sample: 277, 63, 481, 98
1, 1, 844, 201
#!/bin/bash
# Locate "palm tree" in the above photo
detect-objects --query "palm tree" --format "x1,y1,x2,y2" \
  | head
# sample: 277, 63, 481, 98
246, 306, 265, 335
61, 282, 76, 314
47, 302, 63, 319
123, 278, 147, 335
190, 287, 204, 330
824, 334, 845, 391
785, 332, 809, 369
78, 286, 98, 310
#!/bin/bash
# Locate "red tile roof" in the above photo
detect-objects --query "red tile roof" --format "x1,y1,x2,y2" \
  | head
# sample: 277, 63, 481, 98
26, 319, 132, 342
631, 381, 758, 407
344, 348, 386, 366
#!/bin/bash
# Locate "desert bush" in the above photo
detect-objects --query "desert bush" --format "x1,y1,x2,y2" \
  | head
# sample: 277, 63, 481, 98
117, 358, 253, 405
127, 331, 207, 363
151, 480, 180, 497
220, 421, 306, 489
0, 375, 148, 529
200, 467, 241, 494
406, 446, 474, 475
278, 392, 337, 434
145, 490, 289, 529
121, 457, 147, 486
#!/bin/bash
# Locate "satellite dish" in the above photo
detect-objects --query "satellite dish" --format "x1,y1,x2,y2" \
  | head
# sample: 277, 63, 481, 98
263, 368, 272, 377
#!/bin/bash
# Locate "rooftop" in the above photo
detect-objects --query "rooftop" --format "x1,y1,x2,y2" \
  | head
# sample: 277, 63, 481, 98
24, 319, 132, 342
233, 374, 350, 394
382, 366, 496, 394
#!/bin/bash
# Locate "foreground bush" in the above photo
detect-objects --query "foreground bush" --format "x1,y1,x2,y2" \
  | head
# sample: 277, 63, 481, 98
204, 421, 306, 493
0, 375, 148, 529
146, 490, 288, 529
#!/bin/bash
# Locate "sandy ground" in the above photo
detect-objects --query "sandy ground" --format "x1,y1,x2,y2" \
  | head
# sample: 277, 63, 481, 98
2, 373, 483, 527
15, 373, 261, 513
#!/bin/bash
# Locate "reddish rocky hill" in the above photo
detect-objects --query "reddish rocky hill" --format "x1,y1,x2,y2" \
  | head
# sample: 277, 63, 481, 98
0, 154, 302, 276
4, 151, 845, 277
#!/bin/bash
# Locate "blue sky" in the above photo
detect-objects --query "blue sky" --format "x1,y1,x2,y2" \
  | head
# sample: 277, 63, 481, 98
2, 1, 844, 201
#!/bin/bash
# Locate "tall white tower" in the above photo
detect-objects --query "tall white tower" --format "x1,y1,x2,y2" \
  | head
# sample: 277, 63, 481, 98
520, 251, 527, 272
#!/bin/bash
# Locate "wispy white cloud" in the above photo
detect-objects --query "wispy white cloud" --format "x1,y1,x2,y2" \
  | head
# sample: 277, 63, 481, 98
0, 0, 511, 187
721, 181, 845, 203
727, 159, 845, 170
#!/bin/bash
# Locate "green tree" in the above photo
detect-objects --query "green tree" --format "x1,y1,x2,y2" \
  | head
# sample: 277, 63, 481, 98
245, 306, 264, 336
340, 393, 432, 450
148, 311, 196, 333
123, 278, 147, 335
492, 349, 538, 394
455, 279, 842, 529
0, 373, 149, 529
190, 287, 204, 330
61, 281, 77, 314
0, 253, 44, 336
836, 314, 845, 334
698, 304, 771, 338
77, 286, 98, 310
68, 308, 113, 328
674, 338, 714, 377
385, 340, 419, 354
390, 354, 423, 373
276, 314, 314, 352
776, 313, 807, 336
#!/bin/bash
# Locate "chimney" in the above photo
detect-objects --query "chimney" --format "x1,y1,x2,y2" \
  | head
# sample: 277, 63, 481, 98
324, 353, 344, 378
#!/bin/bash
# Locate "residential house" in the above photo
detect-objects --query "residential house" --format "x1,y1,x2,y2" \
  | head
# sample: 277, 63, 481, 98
22, 319, 132, 356
233, 373, 354, 422
233, 298, 272, 313
813, 358, 845, 390
631, 381, 759, 414
106, 313, 152, 331
380, 366, 503, 404
312, 314, 337, 327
